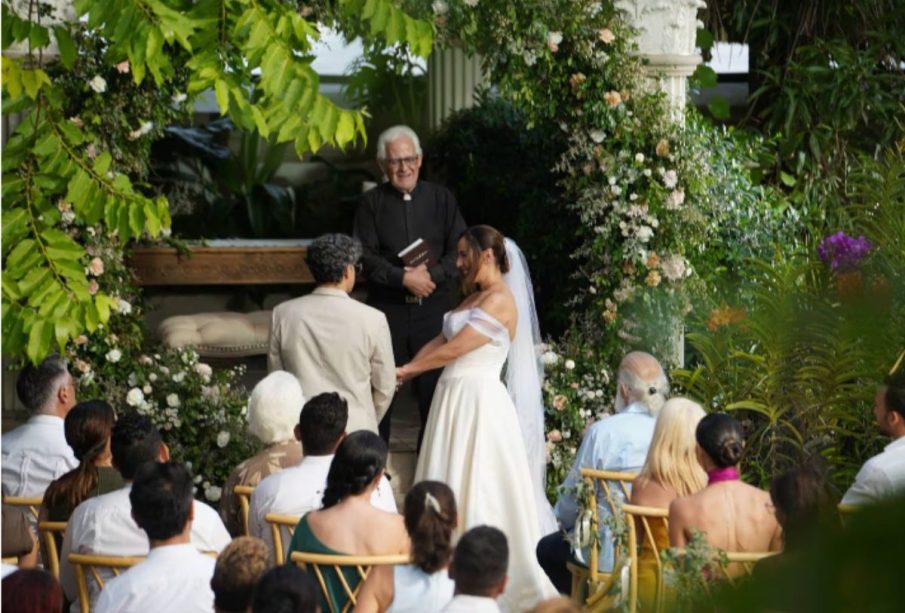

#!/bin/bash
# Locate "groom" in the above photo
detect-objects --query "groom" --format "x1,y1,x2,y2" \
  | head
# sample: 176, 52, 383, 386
354, 125, 467, 447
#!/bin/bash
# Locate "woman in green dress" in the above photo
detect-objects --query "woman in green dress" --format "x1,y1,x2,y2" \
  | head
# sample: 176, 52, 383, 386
287, 431, 409, 612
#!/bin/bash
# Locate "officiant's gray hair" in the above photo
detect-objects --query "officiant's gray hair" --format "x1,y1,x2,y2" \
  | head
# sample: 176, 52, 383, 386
247, 371, 305, 444
376, 125, 422, 160
617, 351, 669, 416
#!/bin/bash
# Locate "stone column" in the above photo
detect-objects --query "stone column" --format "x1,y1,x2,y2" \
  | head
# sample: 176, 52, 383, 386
426, 47, 487, 131
615, 0, 706, 123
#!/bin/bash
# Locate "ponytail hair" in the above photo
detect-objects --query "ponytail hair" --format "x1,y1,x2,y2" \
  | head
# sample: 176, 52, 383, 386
43, 400, 115, 515
404, 481, 457, 574
696, 412, 745, 468
321, 431, 387, 509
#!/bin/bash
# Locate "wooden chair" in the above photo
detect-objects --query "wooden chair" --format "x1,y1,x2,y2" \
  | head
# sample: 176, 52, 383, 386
622, 503, 670, 613
2, 495, 43, 520
69, 553, 145, 613
234, 485, 254, 536
568, 469, 637, 608
714, 551, 778, 584
289, 551, 410, 613
266, 513, 300, 564
37, 520, 67, 579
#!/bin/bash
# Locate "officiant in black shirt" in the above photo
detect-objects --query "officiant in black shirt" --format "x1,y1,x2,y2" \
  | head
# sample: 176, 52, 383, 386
354, 125, 466, 447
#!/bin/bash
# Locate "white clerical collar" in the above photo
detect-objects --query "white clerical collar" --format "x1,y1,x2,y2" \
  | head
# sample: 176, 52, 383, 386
402, 192, 412, 201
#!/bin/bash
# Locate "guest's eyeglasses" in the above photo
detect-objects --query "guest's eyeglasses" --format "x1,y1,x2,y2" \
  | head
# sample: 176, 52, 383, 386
385, 156, 419, 169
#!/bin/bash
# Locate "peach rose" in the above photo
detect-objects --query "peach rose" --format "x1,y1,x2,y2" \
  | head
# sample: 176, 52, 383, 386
553, 394, 568, 411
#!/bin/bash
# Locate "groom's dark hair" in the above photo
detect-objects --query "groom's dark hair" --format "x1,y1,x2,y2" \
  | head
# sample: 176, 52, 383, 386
450, 525, 508, 596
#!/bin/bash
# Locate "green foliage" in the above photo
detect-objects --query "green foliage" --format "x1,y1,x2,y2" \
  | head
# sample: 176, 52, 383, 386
660, 530, 728, 611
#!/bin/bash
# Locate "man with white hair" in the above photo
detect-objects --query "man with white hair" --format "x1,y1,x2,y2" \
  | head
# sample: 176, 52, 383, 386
354, 125, 466, 447
536, 351, 669, 594
2, 356, 78, 499
219, 371, 305, 536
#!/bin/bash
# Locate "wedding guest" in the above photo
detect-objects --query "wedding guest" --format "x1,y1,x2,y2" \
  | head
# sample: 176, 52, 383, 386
841, 369, 905, 505
769, 465, 836, 555
629, 398, 707, 608
442, 526, 508, 613
2, 356, 78, 499
355, 481, 457, 612
668, 413, 782, 562
268, 233, 396, 435
221, 371, 305, 536
252, 565, 319, 613
42, 400, 124, 522
537, 351, 668, 593
287, 431, 408, 612
354, 125, 467, 446
211, 537, 272, 613
250, 392, 396, 558
1, 506, 37, 574
95, 462, 216, 612
60, 412, 230, 608
2, 569, 64, 613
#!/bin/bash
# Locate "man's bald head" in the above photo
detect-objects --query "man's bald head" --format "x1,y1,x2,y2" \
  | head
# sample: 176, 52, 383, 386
616, 351, 669, 416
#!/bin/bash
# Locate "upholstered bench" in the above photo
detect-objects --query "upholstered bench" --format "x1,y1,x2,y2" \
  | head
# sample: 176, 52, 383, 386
157, 311, 272, 357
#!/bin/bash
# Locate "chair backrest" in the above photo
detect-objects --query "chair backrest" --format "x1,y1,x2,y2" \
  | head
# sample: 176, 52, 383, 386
716, 551, 778, 584
37, 520, 67, 579
622, 503, 670, 613
265, 513, 300, 564
234, 485, 254, 536
2, 495, 43, 521
579, 469, 637, 579
289, 551, 411, 613
69, 552, 145, 613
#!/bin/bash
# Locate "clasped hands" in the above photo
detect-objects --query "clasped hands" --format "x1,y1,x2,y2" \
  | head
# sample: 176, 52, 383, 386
402, 264, 435, 298
395, 364, 414, 390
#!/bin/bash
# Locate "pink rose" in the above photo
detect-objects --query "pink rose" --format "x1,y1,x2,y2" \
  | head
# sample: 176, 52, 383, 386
88, 280, 99, 295
547, 429, 563, 443
88, 257, 104, 276
115, 60, 130, 74
598, 28, 615, 44
553, 394, 568, 411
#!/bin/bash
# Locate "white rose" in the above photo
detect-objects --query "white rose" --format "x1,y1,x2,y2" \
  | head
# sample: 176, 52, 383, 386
88, 75, 107, 93
662, 169, 678, 188
105, 349, 122, 363
541, 351, 560, 366
117, 299, 132, 315
204, 485, 222, 502
216, 431, 230, 448
172, 371, 186, 383
127, 372, 138, 386
159, 366, 170, 375
431, 0, 448, 13
142, 384, 152, 394
636, 226, 654, 242
126, 387, 144, 407
661, 255, 688, 281
149, 373, 158, 382
172, 92, 187, 104
589, 129, 606, 144
194, 363, 213, 378
463, 0, 478, 5
166, 393, 180, 408
565, 359, 576, 370
635, 153, 645, 163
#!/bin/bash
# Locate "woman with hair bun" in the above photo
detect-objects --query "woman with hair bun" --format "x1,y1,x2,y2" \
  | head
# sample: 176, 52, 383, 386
668, 413, 782, 560
287, 431, 408, 613
355, 481, 457, 612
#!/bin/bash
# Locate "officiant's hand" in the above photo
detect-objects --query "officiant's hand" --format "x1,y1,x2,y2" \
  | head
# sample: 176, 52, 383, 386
403, 264, 435, 298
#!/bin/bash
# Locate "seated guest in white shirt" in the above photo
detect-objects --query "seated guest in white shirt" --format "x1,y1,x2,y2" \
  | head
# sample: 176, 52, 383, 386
356, 480, 457, 612
252, 565, 319, 613
210, 537, 271, 613
537, 351, 668, 593
2, 356, 78, 499
250, 392, 397, 557
95, 462, 216, 613
842, 369, 905, 505
60, 412, 231, 608
220, 371, 305, 536
442, 526, 509, 613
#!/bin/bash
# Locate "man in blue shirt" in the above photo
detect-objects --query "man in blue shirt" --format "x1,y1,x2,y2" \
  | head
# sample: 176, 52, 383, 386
536, 351, 669, 594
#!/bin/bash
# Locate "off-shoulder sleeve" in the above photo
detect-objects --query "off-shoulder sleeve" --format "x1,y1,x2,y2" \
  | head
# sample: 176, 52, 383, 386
465, 308, 510, 346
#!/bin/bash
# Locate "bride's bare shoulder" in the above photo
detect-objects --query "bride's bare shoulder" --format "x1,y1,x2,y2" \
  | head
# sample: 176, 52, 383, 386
475, 286, 516, 324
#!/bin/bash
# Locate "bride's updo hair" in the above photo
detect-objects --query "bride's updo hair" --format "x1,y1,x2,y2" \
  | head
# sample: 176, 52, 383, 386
696, 413, 745, 468
321, 431, 387, 508
459, 225, 509, 294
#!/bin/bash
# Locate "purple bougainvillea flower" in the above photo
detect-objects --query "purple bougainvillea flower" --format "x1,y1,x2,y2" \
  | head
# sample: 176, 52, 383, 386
817, 231, 872, 272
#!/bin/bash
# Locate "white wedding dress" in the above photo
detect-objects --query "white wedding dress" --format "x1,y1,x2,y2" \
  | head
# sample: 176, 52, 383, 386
415, 307, 557, 612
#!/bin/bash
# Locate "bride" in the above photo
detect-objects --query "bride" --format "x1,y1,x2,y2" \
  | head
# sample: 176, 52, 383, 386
397, 225, 557, 611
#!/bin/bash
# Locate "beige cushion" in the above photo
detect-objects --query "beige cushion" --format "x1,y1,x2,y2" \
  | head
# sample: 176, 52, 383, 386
158, 311, 271, 357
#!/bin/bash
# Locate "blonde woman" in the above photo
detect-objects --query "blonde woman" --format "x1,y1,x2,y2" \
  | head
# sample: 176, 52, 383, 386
629, 398, 707, 608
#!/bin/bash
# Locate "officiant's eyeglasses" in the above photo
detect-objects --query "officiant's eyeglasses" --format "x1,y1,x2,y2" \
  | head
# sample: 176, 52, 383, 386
385, 156, 420, 168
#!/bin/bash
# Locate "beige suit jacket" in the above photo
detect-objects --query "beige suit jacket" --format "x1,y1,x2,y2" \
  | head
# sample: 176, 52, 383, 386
268, 287, 395, 433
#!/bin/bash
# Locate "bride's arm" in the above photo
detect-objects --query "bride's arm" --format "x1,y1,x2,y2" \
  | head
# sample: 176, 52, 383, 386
409, 333, 447, 363
400, 293, 512, 380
